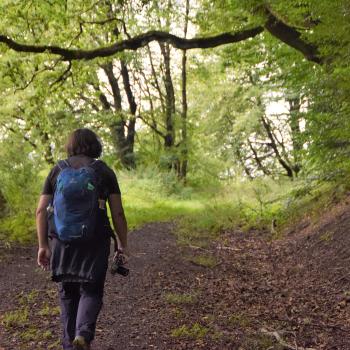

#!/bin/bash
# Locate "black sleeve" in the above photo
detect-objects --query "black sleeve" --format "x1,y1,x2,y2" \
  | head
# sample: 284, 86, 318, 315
41, 166, 60, 195
102, 164, 121, 195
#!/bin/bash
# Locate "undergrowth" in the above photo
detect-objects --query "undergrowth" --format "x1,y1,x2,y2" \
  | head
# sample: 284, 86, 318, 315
1, 163, 349, 244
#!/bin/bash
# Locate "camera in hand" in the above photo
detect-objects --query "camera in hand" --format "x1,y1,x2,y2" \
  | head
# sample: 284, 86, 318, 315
110, 253, 129, 276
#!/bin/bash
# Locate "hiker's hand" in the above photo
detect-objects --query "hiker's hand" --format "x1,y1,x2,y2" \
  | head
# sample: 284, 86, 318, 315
114, 246, 130, 264
37, 247, 51, 270
121, 246, 130, 260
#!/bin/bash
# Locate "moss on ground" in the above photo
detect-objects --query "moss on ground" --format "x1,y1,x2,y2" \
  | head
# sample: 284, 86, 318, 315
0, 288, 60, 350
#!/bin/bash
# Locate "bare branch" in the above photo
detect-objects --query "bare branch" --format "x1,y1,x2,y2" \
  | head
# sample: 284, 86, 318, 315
14, 59, 60, 92
50, 60, 72, 88
138, 114, 166, 138
1, 123, 37, 149
79, 93, 100, 112
15, 66, 44, 91
82, 17, 120, 26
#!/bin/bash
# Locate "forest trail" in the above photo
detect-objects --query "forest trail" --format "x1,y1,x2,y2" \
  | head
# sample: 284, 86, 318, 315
1, 199, 350, 350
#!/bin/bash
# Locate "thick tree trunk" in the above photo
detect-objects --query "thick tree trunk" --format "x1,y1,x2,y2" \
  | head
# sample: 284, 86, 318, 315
102, 63, 127, 166
179, 48, 188, 180
179, 0, 190, 181
159, 42, 176, 149
120, 60, 137, 169
102, 61, 136, 169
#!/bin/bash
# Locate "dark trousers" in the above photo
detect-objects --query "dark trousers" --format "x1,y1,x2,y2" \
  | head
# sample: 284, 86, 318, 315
58, 280, 105, 350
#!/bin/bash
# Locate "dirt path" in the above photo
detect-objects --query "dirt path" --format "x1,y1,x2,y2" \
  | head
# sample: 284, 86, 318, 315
1, 214, 350, 349
0, 223, 204, 350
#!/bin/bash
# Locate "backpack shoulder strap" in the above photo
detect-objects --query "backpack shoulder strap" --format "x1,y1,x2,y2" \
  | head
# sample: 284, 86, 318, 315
88, 160, 118, 251
87, 160, 105, 196
57, 159, 70, 171
88, 159, 103, 171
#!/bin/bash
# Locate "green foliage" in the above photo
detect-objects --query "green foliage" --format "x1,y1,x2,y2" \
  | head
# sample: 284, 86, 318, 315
176, 178, 292, 244
0, 136, 43, 242
119, 166, 206, 229
0, 0, 349, 248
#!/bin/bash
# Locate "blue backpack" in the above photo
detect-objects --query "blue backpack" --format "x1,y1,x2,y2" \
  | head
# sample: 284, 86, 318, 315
52, 160, 101, 242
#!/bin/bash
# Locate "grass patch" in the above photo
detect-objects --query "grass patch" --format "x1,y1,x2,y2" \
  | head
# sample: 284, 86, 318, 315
189, 254, 218, 268
37, 303, 60, 317
4, 162, 350, 247
116, 168, 206, 230
171, 323, 209, 339
171, 307, 186, 319
124, 199, 204, 230
174, 226, 217, 248
2, 308, 29, 328
18, 289, 39, 305
120, 171, 350, 248
320, 230, 334, 242
164, 292, 198, 305
1, 288, 59, 349
21, 328, 53, 342
228, 313, 251, 328
240, 334, 276, 350
48, 340, 61, 349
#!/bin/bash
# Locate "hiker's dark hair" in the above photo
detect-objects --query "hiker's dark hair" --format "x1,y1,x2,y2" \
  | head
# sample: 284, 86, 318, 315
65, 128, 102, 158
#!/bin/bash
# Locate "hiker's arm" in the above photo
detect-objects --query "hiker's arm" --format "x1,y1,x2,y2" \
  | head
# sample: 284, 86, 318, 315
108, 194, 128, 253
36, 195, 52, 268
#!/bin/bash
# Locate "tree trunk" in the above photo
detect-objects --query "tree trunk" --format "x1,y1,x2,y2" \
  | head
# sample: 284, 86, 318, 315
159, 42, 175, 149
261, 115, 294, 178
288, 97, 302, 175
235, 146, 253, 179
247, 138, 271, 176
120, 60, 136, 169
178, 0, 190, 181
102, 61, 136, 169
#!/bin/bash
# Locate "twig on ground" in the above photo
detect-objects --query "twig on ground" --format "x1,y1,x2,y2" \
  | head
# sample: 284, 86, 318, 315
253, 313, 350, 333
260, 328, 315, 350
188, 244, 212, 253
333, 273, 350, 283
216, 245, 241, 251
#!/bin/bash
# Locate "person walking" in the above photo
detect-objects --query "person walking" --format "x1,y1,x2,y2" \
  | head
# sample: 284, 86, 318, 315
36, 128, 129, 350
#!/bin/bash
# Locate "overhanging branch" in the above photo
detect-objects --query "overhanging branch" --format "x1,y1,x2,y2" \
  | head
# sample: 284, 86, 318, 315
263, 6, 321, 64
0, 14, 322, 64
0, 27, 264, 61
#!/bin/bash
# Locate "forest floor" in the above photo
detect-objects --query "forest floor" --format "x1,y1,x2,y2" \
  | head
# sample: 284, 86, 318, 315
1, 196, 350, 349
